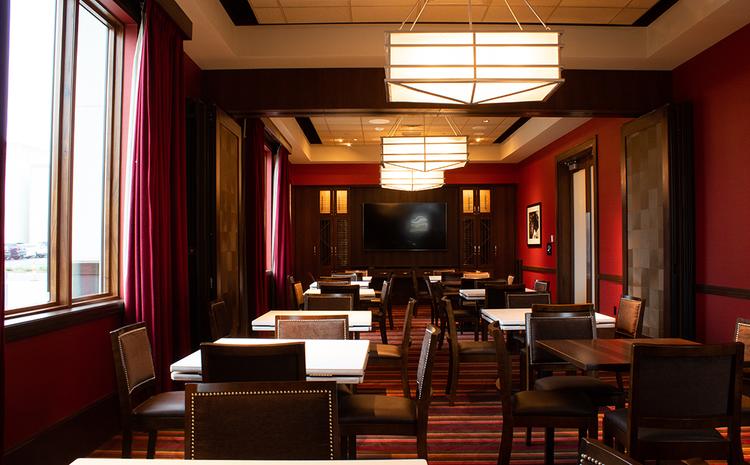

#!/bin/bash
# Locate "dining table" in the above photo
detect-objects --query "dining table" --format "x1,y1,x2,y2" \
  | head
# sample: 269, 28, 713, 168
303, 287, 376, 301
481, 307, 616, 330
535, 337, 700, 372
309, 280, 371, 289
71, 460, 426, 464
252, 310, 372, 332
170, 338, 370, 384
459, 287, 536, 301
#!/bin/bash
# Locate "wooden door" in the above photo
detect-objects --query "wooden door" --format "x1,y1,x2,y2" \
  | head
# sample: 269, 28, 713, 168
215, 111, 242, 335
293, 186, 320, 287
493, 185, 516, 279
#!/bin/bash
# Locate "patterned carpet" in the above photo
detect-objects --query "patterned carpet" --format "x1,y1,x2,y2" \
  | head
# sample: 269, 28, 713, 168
91, 304, 750, 463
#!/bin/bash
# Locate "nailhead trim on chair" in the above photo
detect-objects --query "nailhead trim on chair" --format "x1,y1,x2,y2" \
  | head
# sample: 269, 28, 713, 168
416, 332, 432, 400
275, 319, 349, 339
188, 388, 335, 459
579, 453, 604, 465
118, 327, 156, 394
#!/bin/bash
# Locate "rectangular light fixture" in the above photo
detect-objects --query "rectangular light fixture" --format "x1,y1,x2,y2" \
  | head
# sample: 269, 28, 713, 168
381, 135, 468, 172
380, 165, 444, 191
385, 31, 563, 104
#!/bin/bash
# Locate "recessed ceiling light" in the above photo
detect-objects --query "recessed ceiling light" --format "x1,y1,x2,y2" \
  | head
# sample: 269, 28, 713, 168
336, 138, 343, 143
475, 137, 482, 143
368, 118, 391, 125
345, 142, 352, 147
374, 127, 384, 132
482, 119, 489, 123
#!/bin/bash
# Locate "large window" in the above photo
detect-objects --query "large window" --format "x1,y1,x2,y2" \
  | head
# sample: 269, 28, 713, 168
4, 0, 122, 315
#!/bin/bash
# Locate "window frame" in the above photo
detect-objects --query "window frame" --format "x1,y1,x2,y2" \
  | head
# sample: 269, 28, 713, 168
4, 0, 122, 317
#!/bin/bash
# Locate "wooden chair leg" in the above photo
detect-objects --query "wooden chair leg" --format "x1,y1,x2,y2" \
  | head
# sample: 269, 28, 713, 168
401, 361, 410, 398
387, 305, 394, 330
146, 430, 158, 459
121, 429, 133, 458
589, 414, 599, 440
448, 355, 459, 406
602, 419, 614, 448
348, 435, 357, 459
498, 420, 514, 465
544, 427, 555, 465
526, 426, 533, 446
379, 316, 388, 344
417, 430, 428, 459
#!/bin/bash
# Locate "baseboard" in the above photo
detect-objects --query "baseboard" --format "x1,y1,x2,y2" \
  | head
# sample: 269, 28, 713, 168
4, 394, 119, 465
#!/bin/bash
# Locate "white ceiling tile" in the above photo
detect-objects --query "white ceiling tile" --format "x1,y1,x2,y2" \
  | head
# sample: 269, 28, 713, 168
350, 0, 416, 5
351, 6, 415, 22
249, 0, 280, 8
490, 0, 561, 6
483, 6, 554, 22
610, 7, 647, 24
283, 6, 351, 23
418, 5, 489, 22
253, 7, 287, 24
279, 0, 349, 6
548, 6, 620, 23
627, 0, 658, 8
559, 0, 628, 6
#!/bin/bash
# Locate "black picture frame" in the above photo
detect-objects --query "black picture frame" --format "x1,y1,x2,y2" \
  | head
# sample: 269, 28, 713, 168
527, 202, 542, 247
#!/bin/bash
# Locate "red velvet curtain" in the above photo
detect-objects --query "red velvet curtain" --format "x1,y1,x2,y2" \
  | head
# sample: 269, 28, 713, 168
125, 0, 189, 391
244, 119, 268, 321
0, 0, 9, 453
273, 147, 293, 308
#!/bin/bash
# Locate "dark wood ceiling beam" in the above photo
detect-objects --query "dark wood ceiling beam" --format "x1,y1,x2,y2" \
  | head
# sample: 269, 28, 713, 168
202, 68, 672, 117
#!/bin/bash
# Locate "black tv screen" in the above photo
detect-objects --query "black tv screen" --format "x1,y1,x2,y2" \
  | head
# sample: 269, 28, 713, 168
363, 203, 447, 251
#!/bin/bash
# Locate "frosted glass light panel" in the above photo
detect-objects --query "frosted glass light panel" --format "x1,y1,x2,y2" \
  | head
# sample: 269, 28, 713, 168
72, 5, 111, 298
380, 166, 444, 192
382, 136, 468, 172
462, 189, 474, 214
386, 31, 563, 104
335, 190, 348, 214
479, 189, 491, 213
319, 190, 331, 214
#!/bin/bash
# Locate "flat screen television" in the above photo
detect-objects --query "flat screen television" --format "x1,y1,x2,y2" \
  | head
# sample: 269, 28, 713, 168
362, 202, 447, 251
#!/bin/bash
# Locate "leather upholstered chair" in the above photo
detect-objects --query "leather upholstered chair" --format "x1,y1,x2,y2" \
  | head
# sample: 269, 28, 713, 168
484, 283, 526, 309
506, 292, 551, 308
578, 438, 642, 465
185, 380, 339, 460
533, 280, 550, 293
367, 280, 390, 344
275, 314, 349, 340
531, 303, 595, 316
208, 299, 232, 340
339, 324, 440, 459
319, 276, 351, 284
320, 283, 361, 309
304, 293, 354, 311
201, 341, 306, 382
603, 343, 743, 464
443, 297, 497, 405
491, 322, 597, 465
507, 275, 515, 285
287, 276, 305, 310
369, 298, 416, 397
733, 317, 750, 394
412, 269, 432, 316
614, 295, 645, 339
110, 322, 184, 458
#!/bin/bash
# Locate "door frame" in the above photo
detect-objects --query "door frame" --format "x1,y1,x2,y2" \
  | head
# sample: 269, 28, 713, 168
555, 138, 599, 305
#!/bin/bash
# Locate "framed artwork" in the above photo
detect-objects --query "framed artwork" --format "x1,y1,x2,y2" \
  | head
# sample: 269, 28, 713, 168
526, 203, 542, 247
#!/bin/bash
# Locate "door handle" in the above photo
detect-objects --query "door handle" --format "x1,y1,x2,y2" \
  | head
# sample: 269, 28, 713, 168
313, 245, 317, 256
494, 245, 497, 257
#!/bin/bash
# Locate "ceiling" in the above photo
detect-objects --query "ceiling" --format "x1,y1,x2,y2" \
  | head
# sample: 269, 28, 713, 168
310, 115, 519, 146
246, 0, 661, 26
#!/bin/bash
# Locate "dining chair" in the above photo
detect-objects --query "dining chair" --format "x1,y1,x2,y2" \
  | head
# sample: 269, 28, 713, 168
287, 275, 305, 310
332, 272, 358, 281
603, 343, 743, 464
366, 281, 389, 344
533, 280, 550, 292
507, 275, 515, 285
275, 314, 349, 340
344, 269, 366, 280
733, 317, 750, 394
614, 295, 645, 339
185, 380, 339, 460
368, 271, 390, 294
368, 298, 416, 397
208, 299, 232, 340
200, 341, 306, 382
320, 283, 361, 309
411, 268, 432, 317
338, 324, 440, 459
319, 276, 351, 284
424, 275, 438, 324
110, 322, 184, 458
506, 292, 551, 308
484, 283, 526, 308
531, 303, 595, 317
304, 293, 353, 311
578, 438, 642, 465
443, 297, 497, 405
491, 322, 597, 465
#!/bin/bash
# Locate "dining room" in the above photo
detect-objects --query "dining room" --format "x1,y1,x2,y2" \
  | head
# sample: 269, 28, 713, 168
2, 0, 750, 464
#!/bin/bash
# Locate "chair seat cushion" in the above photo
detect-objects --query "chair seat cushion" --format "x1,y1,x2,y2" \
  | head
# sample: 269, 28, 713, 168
604, 409, 725, 443
511, 390, 594, 417
534, 375, 622, 406
339, 394, 416, 424
458, 341, 496, 356
133, 391, 185, 418
370, 343, 402, 359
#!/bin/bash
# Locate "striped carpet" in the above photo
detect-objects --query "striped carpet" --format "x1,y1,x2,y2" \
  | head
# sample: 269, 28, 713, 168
91, 304, 750, 463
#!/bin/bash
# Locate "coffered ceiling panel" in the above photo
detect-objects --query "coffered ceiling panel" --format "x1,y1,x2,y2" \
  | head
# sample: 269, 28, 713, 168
245, 0, 661, 25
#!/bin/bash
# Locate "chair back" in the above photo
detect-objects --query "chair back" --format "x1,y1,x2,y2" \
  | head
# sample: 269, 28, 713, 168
525, 313, 596, 365
441, 271, 462, 282
507, 275, 515, 285
531, 303, 595, 318
734, 318, 750, 362
304, 293, 353, 311
415, 324, 441, 412
318, 276, 350, 284
344, 269, 367, 280
533, 279, 550, 293
578, 438, 642, 465
615, 295, 645, 338
484, 283, 526, 308
185, 381, 339, 460
292, 282, 305, 310
506, 292, 551, 308
208, 299, 232, 340
319, 283, 360, 308
110, 323, 157, 419
275, 314, 349, 340
400, 299, 417, 357
286, 275, 297, 308
332, 273, 357, 281
628, 343, 742, 434
412, 269, 428, 295
369, 271, 390, 290
201, 342, 306, 382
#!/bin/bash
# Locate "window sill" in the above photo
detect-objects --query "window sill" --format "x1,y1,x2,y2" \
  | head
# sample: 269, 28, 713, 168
4, 299, 124, 342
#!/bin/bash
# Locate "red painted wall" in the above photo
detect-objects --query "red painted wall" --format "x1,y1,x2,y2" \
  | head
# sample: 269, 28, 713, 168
289, 162, 518, 186
673, 24, 750, 342
515, 118, 631, 313
4, 315, 121, 450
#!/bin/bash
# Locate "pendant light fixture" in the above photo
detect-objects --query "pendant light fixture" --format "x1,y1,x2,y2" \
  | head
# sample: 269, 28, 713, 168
385, 0, 563, 105
380, 165, 445, 191
381, 115, 468, 172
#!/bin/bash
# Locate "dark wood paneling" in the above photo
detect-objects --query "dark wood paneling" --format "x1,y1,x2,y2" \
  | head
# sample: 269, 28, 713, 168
522, 265, 556, 274
696, 284, 750, 301
202, 69, 672, 117
598, 274, 623, 284
5, 300, 123, 342
3, 395, 119, 465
